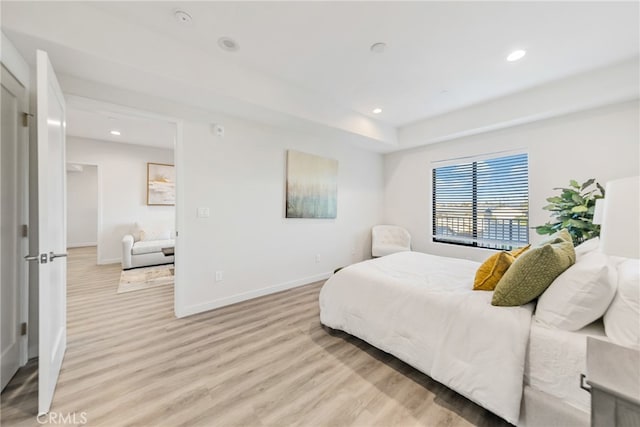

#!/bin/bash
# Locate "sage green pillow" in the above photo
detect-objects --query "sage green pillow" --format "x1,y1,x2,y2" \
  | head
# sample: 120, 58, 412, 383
492, 239, 576, 307
541, 228, 572, 244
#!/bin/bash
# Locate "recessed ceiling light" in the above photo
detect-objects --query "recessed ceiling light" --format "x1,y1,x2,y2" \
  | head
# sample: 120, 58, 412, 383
218, 37, 239, 52
370, 42, 387, 54
372, 108, 383, 114
507, 49, 526, 62
110, 130, 121, 136
174, 10, 193, 25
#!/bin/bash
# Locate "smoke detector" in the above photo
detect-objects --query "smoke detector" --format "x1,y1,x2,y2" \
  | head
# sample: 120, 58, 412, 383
218, 37, 239, 52
174, 10, 193, 25
370, 42, 387, 54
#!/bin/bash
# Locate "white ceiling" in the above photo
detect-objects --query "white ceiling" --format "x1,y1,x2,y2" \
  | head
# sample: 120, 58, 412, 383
2, 1, 639, 148
66, 106, 176, 150
89, 1, 640, 126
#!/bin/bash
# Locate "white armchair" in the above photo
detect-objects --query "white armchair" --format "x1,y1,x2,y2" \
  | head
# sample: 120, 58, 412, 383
372, 225, 411, 257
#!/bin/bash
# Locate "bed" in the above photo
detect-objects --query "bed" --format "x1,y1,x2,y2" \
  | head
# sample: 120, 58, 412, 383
318, 247, 630, 426
319, 251, 534, 424
519, 319, 607, 426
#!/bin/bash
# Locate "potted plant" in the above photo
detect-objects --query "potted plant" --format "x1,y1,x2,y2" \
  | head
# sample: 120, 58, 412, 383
536, 178, 605, 246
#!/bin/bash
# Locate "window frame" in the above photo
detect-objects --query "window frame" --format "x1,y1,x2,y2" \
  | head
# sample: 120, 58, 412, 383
431, 151, 529, 251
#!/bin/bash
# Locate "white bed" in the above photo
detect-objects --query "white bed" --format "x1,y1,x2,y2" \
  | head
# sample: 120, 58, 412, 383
319, 251, 534, 424
518, 319, 608, 427
526, 318, 606, 413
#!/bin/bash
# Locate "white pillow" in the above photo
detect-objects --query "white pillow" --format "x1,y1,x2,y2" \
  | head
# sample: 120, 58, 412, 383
535, 250, 616, 331
138, 223, 171, 242
574, 237, 600, 259
604, 259, 640, 349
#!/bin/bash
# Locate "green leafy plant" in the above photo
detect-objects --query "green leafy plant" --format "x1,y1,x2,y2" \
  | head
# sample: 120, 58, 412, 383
536, 178, 605, 246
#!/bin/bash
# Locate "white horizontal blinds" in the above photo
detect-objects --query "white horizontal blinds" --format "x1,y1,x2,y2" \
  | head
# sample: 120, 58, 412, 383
433, 161, 475, 245
433, 153, 529, 249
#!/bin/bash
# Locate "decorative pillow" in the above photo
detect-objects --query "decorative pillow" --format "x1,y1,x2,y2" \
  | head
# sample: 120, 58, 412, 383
574, 237, 600, 259
139, 224, 171, 242
603, 259, 640, 349
473, 244, 531, 291
510, 244, 531, 258
474, 252, 515, 291
540, 228, 572, 245
535, 250, 616, 331
492, 239, 576, 306
132, 222, 143, 242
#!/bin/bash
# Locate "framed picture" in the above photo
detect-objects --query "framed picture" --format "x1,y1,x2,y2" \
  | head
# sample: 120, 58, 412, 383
286, 150, 338, 218
147, 163, 175, 206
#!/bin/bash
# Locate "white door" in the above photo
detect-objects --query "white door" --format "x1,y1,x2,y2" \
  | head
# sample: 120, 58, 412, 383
35, 50, 67, 416
0, 65, 27, 391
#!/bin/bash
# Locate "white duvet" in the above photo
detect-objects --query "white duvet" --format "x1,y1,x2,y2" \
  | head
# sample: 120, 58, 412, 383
319, 251, 534, 424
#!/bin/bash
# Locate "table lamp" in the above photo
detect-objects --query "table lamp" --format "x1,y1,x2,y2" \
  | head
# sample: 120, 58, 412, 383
599, 176, 640, 259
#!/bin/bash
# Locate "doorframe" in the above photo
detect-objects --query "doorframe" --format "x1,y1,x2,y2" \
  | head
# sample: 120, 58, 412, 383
64, 95, 184, 317
65, 162, 100, 255
1, 33, 31, 366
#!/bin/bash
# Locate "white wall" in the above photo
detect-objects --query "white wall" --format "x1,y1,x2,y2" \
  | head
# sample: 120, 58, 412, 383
384, 100, 640, 262
55, 75, 385, 317
176, 118, 384, 316
66, 165, 98, 247
66, 137, 174, 264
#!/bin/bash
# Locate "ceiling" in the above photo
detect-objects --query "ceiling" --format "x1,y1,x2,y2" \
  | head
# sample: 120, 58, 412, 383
66, 106, 176, 150
2, 1, 639, 149
89, 1, 640, 125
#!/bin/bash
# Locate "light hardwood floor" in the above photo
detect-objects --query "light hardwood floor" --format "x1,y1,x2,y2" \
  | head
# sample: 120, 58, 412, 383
1, 247, 508, 426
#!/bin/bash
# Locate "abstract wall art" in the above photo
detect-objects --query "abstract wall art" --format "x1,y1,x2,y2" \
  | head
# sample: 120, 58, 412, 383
147, 163, 175, 206
286, 150, 338, 218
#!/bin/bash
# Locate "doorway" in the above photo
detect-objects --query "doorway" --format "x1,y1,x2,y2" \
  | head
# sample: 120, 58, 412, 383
66, 164, 98, 249
64, 98, 177, 271
1, 64, 29, 391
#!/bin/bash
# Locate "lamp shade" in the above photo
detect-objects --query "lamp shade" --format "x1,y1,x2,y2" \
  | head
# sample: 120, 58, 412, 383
593, 198, 605, 225
600, 176, 640, 259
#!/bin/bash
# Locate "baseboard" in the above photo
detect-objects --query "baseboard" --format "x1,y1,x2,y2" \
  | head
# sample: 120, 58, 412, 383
98, 257, 120, 265
67, 242, 97, 248
175, 272, 331, 318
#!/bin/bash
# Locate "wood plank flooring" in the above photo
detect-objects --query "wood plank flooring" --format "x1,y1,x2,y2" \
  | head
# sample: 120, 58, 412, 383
1, 247, 508, 426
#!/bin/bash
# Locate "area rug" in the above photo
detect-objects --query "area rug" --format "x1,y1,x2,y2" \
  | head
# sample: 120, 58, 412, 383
118, 265, 174, 294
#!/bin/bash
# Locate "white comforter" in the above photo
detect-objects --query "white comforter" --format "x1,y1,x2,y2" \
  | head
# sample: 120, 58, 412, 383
319, 251, 534, 424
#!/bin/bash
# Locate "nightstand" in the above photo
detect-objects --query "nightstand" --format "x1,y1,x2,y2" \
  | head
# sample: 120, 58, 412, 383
586, 337, 640, 427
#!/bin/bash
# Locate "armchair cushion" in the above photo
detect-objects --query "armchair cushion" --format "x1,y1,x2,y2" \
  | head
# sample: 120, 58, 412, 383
131, 239, 175, 255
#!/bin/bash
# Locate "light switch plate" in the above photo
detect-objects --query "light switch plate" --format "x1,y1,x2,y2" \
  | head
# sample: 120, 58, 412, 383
197, 207, 210, 218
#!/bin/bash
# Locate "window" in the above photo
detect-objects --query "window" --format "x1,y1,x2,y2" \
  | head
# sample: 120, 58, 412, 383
432, 152, 528, 250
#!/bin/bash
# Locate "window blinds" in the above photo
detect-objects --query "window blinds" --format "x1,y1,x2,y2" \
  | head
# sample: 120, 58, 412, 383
432, 153, 529, 249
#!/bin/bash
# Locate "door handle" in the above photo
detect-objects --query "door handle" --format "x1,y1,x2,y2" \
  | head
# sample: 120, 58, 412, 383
580, 373, 592, 393
25, 254, 48, 264
49, 252, 68, 262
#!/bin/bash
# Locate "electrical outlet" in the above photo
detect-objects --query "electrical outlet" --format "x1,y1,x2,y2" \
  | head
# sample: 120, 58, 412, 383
215, 271, 223, 282
315, 254, 321, 263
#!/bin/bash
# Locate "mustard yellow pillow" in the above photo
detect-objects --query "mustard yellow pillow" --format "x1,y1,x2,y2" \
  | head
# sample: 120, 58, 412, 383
474, 252, 516, 290
511, 244, 531, 257
473, 244, 531, 291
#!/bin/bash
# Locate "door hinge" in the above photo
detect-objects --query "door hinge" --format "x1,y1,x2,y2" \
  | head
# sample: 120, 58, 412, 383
20, 322, 27, 336
22, 112, 33, 127
21, 224, 28, 238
